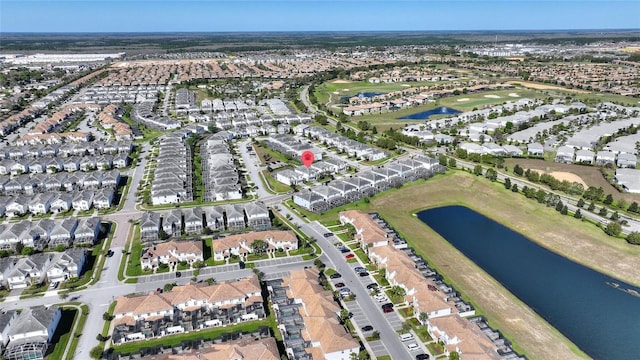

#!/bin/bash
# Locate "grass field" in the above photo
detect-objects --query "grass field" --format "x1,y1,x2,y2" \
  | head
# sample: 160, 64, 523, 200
504, 158, 640, 203
352, 171, 640, 359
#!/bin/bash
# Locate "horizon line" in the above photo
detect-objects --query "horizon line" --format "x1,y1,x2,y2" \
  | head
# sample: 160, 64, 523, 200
2, 28, 640, 35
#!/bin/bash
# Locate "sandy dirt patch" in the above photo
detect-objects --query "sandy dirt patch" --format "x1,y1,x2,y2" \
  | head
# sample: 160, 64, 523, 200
484, 94, 501, 99
457, 98, 470, 102
401, 84, 411, 87
530, 169, 588, 188
341, 89, 350, 92
508, 80, 590, 93
331, 79, 351, 84
508, 93, 520, 97
332, 91, 340, 95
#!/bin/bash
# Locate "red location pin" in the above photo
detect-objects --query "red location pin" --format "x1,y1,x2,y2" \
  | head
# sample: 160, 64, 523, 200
301, 150, 314, 168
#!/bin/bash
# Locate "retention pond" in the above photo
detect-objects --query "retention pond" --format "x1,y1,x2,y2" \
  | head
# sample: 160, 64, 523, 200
418, 205, 640, 360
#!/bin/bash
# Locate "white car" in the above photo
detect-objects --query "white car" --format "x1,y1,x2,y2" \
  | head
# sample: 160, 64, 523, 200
407, 343, 420, 351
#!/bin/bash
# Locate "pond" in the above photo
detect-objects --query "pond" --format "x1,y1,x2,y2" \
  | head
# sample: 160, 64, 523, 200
399, 106, 461, 120
417, 205, 640, 360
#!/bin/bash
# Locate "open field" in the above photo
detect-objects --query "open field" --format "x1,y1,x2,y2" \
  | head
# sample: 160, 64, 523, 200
322, 171, 640, 359
505, 158, 640, 202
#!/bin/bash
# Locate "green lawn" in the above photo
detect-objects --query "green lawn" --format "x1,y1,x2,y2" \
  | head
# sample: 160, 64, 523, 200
64, 305, 89, 360
125, 238, 152, 277
262, 171, 292, 193
354, 248, 370, 264
407, 318, 433, 343
112, 319, 270, 355
374, 274, 390, 287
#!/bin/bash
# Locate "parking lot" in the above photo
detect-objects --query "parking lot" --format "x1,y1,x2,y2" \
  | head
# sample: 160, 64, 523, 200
137, 264, 240, 284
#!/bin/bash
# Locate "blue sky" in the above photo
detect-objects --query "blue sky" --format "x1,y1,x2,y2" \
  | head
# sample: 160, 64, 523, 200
1, 1, 638, 33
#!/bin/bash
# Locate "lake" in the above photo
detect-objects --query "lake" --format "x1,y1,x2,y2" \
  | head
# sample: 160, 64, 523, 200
417, 205, 640, 360
399, 106, 461, 120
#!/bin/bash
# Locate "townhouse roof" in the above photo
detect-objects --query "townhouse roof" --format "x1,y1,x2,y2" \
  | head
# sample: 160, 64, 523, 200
141, 240, 203, 261
429, 314, 502, 360
144, 337, 279, 360
340, 210, 388, 245
213, 230, 297, 252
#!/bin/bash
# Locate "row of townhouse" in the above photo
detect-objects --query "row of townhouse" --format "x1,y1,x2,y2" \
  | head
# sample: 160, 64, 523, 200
212, 229, 297, 261
294, 155, 442, 213
141, 239, 204, 270
555, 145, 638, 168
0, 140, 133, 160
0, 248, 87, 289
0, 155, 127, 175
268, 268, 360, 360
0, 170, 121, 196
263, 133, 323, 161
274, 159, 348, 186
369, 244, 508, 359
199, 111, 311, 130
0, 107, 44, 137
458, 142, 525, 157
299, 125, 388, 161
140, 202, 271, 241
96, 104, 138, 140
138, 337, 280, 360
132, 101, 181, 131
0, 306, 61, 360
0, 217, 101, 251
201, 135, 242, 203
81, 84, 161, 104
112, 276, 264, 344
0, 187, 116, 217
27, 104, 100, 136
151, 133, 193, 205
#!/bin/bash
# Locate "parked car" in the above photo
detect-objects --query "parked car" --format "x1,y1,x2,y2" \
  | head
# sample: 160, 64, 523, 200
156, 287, 163, 293
366, 283, 379, 290
354, 266, 366, 273
415, 354, 430, 360
335, 282, 345, 288
340, 248, 351, 253
345, 253, 355, 259
175, 271, 182, 278
381, 303, 394, 309
359, 271, 370, 277
330, 273, 342, 279
407, 343, 420, 351
383, 307, 394, 313
361, 325, 373, 332
106, 250, 114, 257
324, 232, 334, 237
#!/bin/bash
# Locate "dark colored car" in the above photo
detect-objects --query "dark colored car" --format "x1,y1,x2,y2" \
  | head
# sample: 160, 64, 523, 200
176, 271, 182, 278
324, 232, 334, 237
106, 250, 114, 257
416, 354, 430, 360
383, 307, 394, 313
359, 271, 370, 277
366, 283, 379, 289
340, 248, 351, 253
345, 253, 355, 259
381, 303, 394, 309
330, 273, 342, 279
361, 325, 374, 332
156, 287, 163, 293
335, 282, 345, 288
239, 261, 246, 269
